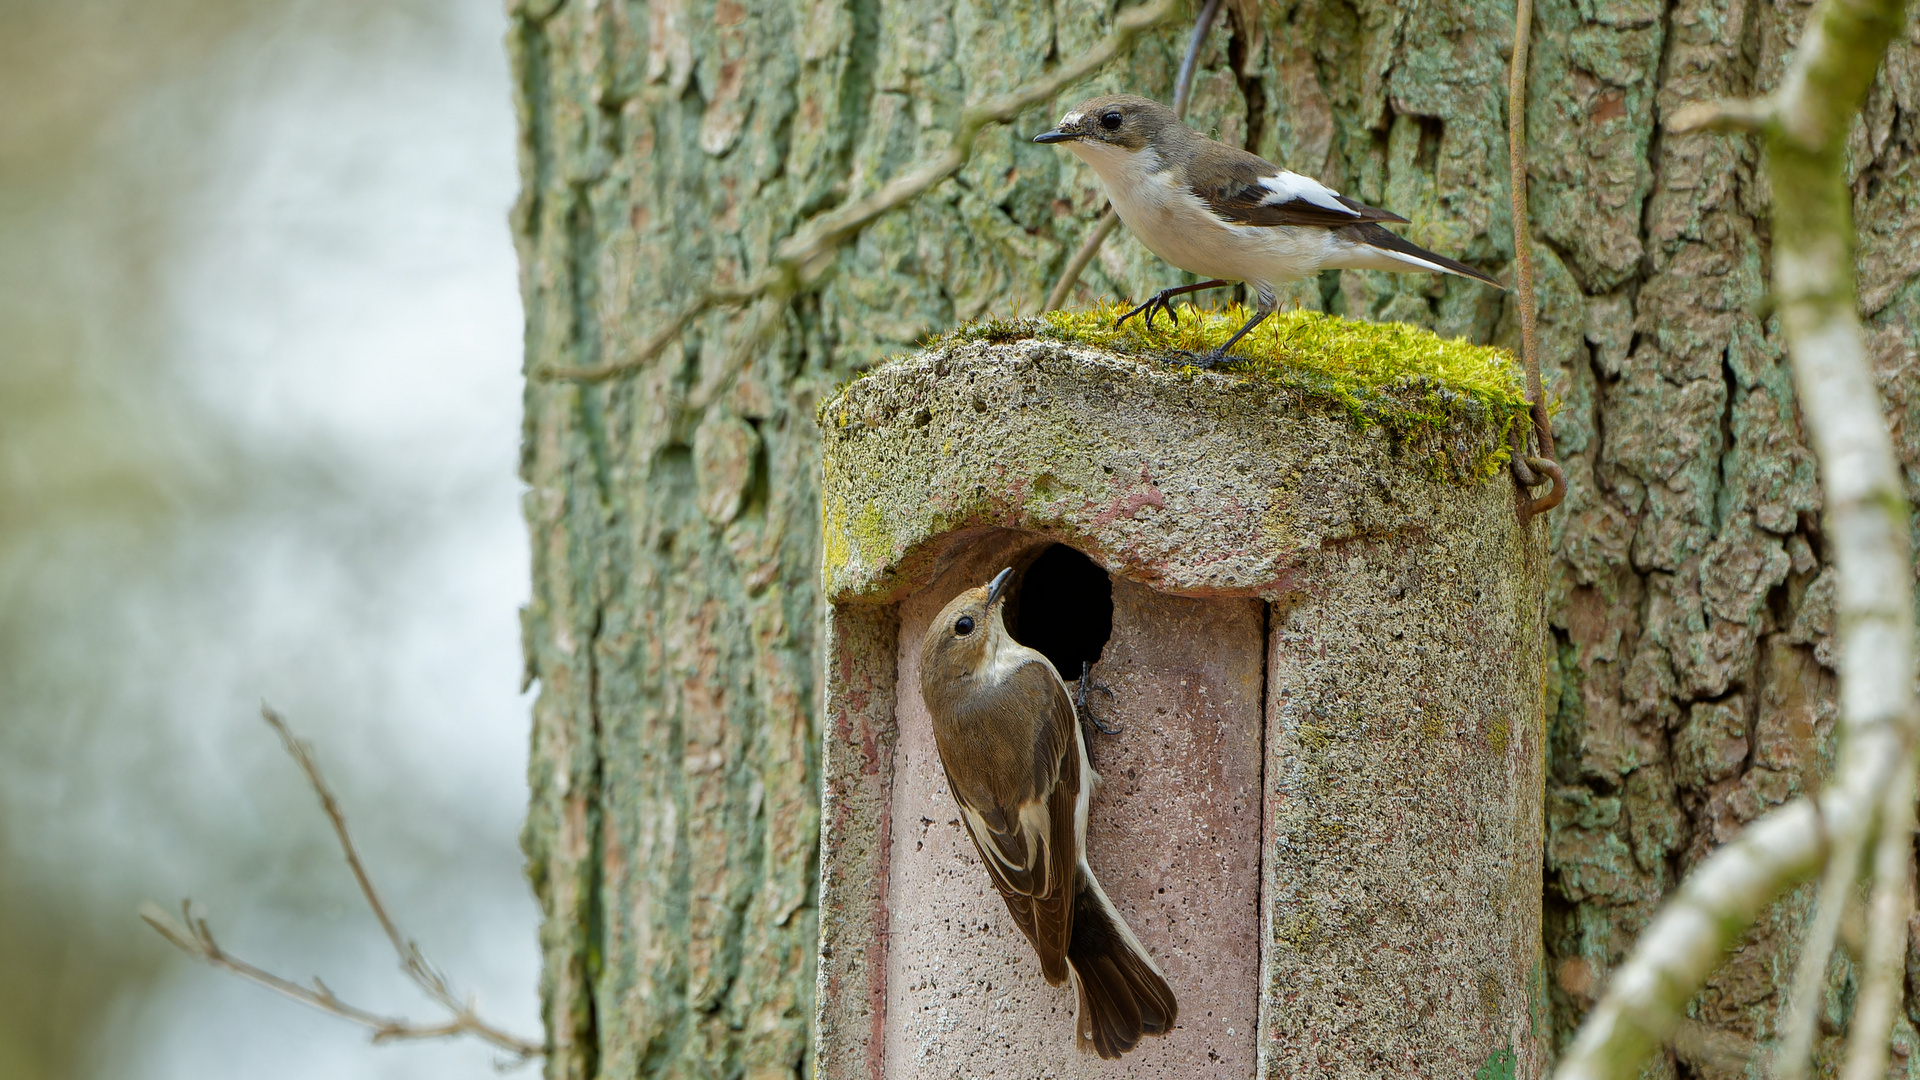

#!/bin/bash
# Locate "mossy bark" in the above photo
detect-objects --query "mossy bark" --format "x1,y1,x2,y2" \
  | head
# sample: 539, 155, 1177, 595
507, 0, 1920, 1076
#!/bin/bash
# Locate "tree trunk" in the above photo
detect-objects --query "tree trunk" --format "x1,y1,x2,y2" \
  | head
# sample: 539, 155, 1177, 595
507, 0, 1920, 1076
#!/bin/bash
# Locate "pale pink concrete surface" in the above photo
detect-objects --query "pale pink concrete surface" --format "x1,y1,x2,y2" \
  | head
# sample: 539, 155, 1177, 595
1258, 535, 1543, 1079
883, 542, 1264, 1078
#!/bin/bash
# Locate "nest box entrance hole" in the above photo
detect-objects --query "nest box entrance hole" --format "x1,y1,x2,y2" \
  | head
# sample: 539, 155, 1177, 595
1005, 543, 1112, 683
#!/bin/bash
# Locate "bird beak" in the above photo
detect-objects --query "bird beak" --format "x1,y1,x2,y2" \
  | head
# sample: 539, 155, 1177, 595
1032, 128, 1077, 144
985, 567, 1014, 606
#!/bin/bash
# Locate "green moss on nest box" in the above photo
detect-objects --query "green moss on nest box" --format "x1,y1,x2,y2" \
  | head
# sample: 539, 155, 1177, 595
902, 302, 1536, 482
821, 303, 1536, 490
946, 302, 1530, 424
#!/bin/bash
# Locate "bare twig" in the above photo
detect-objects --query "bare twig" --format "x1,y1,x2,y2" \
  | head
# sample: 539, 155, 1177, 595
1666, 98, 1774, 134
142, 706, 544, 1062
1774, 819, 1864, 1080
1841, 764, 1918, 1080
538, 0, 1181, 383
263, 708, 426, 990
1042, 210, 1122, 312
141, 901, 541, 1057
1167, 0, 1221, 119
1042, 0, 1223, 312
1762, 4, 1914, 1079
1554, 802, 1833, 1079
1550, 0, 1916, 1076
1671, 1018, 1759, 1075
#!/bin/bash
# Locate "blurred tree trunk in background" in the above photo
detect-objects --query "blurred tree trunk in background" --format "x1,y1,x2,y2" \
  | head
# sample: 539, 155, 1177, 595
508, 0, 1920, 1075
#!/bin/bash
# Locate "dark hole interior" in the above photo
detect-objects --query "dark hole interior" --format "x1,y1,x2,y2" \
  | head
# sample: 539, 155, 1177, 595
1008, 544, 1113, 681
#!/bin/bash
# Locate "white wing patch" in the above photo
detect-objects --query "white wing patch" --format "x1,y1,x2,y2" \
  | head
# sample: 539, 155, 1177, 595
1257, 171, 1357, 215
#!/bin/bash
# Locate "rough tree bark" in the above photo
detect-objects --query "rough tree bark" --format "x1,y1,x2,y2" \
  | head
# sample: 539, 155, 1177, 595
507, 0, 1920, 1076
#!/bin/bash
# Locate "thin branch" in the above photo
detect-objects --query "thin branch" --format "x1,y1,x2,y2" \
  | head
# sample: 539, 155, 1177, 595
1552, 801, 1831, 1080
682, 294, 794, 417
1772, 0, 1908, 151
1554, 728, 1909, 1080
1769, 3, 1917, 1078
1042, 210, 1121, 313
141, 706, 544, 1062
262, 707, 426, 994
1666, 98, 1775, 134
1167, 0, 1222, 119
1672, 1018, 1758, 1076
141, 901, 541, 1058
1842, 764, 1919, 1080
1774, 822, 1865, 1080
1043, 0, 1223, 312
538, 0, 1182, 383
1549, 0, 1917, 1075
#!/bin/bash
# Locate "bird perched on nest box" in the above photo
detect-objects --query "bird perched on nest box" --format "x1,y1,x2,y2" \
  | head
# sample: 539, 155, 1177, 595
919, 567, 1177, 1059
1035, 93, 1503, 363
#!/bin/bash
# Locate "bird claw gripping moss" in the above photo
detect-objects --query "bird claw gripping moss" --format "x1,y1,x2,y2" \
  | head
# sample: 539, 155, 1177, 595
1160, 347, 1229, 371
1077, 660, 1122, 735
1115, 278, 1234, 335
1117, 290, 1181, 332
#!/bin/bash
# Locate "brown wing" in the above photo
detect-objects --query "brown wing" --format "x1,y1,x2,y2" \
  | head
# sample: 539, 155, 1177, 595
1191, 142, 1409, 228
943, 656, 1082, 986
1331, 221, 1506, 288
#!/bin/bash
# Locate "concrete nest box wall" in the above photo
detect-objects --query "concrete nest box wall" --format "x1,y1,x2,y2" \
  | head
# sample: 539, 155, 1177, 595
814, 330, 1549, 1078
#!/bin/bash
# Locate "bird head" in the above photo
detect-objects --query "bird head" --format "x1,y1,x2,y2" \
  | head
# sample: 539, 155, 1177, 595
1032, 94, 1180, 154
920, 567, 1015, 690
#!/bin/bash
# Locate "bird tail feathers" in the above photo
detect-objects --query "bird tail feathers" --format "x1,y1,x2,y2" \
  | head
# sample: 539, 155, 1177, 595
1331, 222, 1504, 288
1066, 868, 1177, 1059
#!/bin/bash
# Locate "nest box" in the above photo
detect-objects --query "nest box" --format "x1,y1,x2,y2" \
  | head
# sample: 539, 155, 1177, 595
813, 333, 1546, 1078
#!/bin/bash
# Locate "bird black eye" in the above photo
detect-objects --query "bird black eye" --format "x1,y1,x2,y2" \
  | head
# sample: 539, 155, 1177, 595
954, 616, 975, 636
1100, 111, 1123, 130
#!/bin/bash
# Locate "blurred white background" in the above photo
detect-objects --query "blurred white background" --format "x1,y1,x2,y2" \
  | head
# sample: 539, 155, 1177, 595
0, 1, 539, 1077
